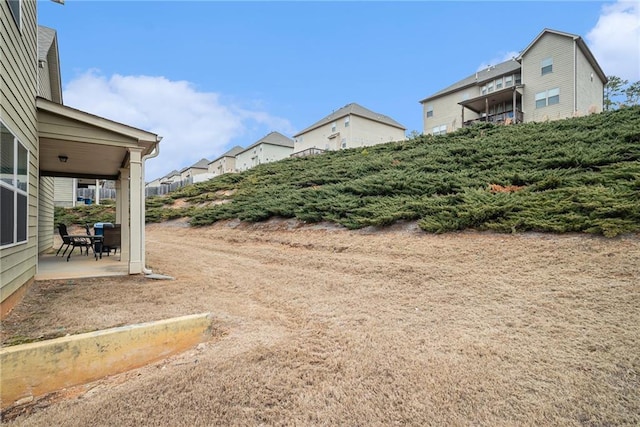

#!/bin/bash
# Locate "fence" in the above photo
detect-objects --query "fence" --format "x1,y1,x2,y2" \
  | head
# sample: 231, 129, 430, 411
76, 188, 117, 202
145, 177, 193, 197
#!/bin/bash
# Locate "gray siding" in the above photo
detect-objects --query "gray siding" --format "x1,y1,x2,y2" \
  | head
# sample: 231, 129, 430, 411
1, 1, 39, 303
521, 32, 574, 122
38, 176, 54, 253
37, 61, 52, 100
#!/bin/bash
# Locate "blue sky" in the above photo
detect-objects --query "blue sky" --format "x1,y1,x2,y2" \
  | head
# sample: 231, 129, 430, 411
38, 1, 640, 181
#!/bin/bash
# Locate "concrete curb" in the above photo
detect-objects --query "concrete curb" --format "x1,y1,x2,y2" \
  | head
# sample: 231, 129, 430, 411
1, 312, 212, 409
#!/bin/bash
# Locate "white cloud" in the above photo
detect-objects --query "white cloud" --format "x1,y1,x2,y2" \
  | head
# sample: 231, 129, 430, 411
477, 51, 519, 72
63, 70, 294, 180
587, 1, 640, 81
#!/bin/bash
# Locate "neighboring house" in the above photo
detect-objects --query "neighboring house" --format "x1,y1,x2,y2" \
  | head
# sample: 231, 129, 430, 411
208, 145, 243, 176
1, 4, 161, 317
235, 132, 294, 172
293, 103, 406, 155
53, 177, 101, 206
179, 158, 209, 181
420, 28, 607, 135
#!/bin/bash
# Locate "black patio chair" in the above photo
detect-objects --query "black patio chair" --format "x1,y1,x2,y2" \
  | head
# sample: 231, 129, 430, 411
56, 223, 93, 261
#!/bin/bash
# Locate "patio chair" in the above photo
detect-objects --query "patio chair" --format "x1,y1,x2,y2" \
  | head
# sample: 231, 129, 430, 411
56, 223, 93, 261
101, 224, 121, 256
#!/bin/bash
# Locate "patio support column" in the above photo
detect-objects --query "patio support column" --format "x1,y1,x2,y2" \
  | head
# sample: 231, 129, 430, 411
513, 88, 518, 124
94, 179, 100, 205
114, 179, 122, 225
118, 167, 130, 265
128, 148, 143, 274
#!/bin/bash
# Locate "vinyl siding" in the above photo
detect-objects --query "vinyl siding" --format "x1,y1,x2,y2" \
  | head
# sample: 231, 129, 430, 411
38, 176, 54, 253
208, 156, 237, 175
1, 1, 39, 304
235, 145, 285, 171
348, 115, 405, 148
295, 115, 404, 152
54, 177, 75, 207
423, 88, 479, 134
521, 32, 575, 122
575, 47, 604, 115
37, 60, 52, 100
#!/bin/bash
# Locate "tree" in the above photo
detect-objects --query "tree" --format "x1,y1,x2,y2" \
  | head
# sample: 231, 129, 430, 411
624, 81, 640, 106
604, 75, 628, 110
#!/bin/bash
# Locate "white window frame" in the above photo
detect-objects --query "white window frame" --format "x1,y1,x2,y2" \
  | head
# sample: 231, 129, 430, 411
1, 121, 29, 248
505, 75, 513, 87
495, 77, 503, 90
426, 105, 433, 118
535, 88, 560, 108
331, 122, 336, 132
541, 57, 553, 75
344, 117, 350, 127
432, 124, 447, 136
341, 138, 347, 148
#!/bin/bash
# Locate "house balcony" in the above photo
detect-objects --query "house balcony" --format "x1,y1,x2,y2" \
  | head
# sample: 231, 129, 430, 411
464, 110, 524, 127
459, 85, 523, 127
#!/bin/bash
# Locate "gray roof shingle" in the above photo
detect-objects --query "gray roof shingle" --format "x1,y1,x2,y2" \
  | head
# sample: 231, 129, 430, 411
420, 59, 521, 103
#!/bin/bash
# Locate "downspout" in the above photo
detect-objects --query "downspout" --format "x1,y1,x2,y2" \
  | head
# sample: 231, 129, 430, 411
140, 136, 162, 275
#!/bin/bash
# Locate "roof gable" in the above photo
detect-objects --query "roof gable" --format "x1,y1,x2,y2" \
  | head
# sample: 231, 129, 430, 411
517, 28, 607, 83
294, 103, 405, 137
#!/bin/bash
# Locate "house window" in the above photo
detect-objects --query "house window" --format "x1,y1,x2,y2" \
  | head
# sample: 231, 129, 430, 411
535, 88, 560, 108
8, 0, 20, 28
487, 82, 494, 93
481, 85, 487, 95
344, 117, 350, 127
541, 57, 553, 75
432, 124, 447, 136
341, 138, 347, 148
496, 78, 503, 90
515, 73, 521, 85
331, 122, 336, 132
426, 105, 433, 118
1, 122, 28, 247
505, 75, 513, 87
548, 87, 560, 105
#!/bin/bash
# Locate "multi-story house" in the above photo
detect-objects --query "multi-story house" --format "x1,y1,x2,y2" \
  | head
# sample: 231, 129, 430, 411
1, 3, 161, 316
208, 145, 243, 176
293, 103, 406, 155
235, 132, 294, 172
420, 29, 607, 135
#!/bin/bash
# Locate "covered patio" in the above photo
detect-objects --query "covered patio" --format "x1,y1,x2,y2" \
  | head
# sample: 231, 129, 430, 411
36, 97, 161, 276
459, 86, 523, 126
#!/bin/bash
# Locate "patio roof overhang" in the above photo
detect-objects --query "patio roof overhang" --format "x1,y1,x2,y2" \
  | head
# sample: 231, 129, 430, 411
458, 86, 523, 114
36, 97, 159, 179
36, 97, 161, 276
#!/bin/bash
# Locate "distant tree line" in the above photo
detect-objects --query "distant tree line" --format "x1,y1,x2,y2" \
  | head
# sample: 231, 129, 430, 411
604, 76, 640, 110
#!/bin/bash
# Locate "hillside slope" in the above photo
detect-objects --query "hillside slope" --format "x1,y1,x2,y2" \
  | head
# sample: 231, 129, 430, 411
148, 107, 639, 236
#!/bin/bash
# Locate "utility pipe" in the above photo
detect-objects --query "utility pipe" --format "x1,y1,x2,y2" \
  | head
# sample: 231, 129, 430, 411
140, 136, 162, 275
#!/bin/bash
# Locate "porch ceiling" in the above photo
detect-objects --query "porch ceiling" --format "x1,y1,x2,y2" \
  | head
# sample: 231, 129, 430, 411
37, 97, 159, 180
459, 86, 522, 114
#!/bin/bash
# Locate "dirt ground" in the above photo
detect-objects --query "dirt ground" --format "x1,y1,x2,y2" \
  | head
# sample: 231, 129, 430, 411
2, 219, 639, 426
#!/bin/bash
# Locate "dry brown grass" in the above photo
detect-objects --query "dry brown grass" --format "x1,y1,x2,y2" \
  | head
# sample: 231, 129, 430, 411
2, 220, 639, 426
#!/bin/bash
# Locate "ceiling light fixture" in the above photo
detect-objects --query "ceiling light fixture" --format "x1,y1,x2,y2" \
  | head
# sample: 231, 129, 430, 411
58, 155, 68, 163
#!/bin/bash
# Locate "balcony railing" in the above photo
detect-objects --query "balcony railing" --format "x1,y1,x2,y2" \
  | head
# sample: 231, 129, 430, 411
464, 110, 523, 127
